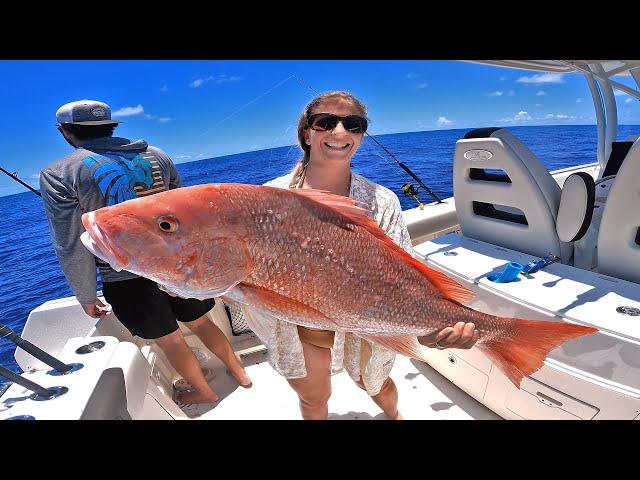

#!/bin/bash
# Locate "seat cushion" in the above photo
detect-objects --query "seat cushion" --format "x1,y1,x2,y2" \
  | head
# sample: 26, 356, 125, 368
556, 172, 595, 243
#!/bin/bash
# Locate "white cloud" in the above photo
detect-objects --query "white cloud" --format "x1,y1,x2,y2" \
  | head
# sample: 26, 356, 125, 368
514, 111, 532, 121
175, 155, 192, 160
215, 75, 242, 84
516, 73, 566, 84
507, 90, 515, 96
498, 111, 533, 123
406, 73, 421, 79
536, 90, 547, 96
190, 74, 242, 88
500, 76, 507, 81
144, 113, 172, 123
161, 84, 169, 93
436, 116, 453, 126
626, 98, 633, 104
576, 98, 583, 103
535, 103, 542, 107
112, 105, 169, 123
488, 91, 503, 97
113, 104, 144, 117
417, 82, 428, 89
545, 114, 570, 119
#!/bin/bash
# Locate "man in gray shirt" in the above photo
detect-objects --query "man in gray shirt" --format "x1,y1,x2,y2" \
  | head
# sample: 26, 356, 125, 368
41, 99, 251, 405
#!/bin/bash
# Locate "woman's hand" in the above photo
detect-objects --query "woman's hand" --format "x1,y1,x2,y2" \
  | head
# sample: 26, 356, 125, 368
418, 322, 477, 350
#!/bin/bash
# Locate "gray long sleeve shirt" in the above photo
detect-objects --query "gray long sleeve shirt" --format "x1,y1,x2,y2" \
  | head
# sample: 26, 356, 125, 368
40, 136, 181, 304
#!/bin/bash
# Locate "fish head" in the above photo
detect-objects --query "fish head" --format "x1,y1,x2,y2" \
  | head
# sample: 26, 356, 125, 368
81, 184, 254, 299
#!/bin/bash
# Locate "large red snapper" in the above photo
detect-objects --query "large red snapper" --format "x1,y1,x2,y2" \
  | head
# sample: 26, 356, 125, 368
80, 183, 597, 387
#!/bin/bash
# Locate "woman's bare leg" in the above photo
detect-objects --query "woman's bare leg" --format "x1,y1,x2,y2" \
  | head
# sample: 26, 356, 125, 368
355, 376, 402, 419
286, 341, 332, 420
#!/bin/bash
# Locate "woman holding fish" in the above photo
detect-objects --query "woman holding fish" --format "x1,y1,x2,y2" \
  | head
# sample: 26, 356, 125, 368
261, 91, 478, 420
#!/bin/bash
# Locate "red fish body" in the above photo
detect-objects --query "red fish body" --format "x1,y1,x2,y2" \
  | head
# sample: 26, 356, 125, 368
80, 183, 597, 387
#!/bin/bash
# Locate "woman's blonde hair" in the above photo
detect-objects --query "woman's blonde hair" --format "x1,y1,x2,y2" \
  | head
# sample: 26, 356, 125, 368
288, 91, 368, 188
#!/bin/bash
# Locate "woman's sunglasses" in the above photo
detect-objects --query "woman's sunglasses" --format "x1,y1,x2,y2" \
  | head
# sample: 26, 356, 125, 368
306, 113, 368, 134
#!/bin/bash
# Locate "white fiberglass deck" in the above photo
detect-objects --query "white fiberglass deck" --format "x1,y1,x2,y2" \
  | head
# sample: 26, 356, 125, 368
181, 350, 499, 420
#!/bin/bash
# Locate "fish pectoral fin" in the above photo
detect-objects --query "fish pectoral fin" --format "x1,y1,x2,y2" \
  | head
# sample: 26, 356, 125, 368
357, 334, 429, 362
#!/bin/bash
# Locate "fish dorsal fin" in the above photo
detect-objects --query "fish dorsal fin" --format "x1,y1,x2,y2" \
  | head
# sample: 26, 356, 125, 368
290, 188, 475, 305
289, 188, 373, 219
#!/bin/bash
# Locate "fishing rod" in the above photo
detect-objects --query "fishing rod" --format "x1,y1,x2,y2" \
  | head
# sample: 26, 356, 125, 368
0, 167, 41, 197
0, 324, 73, 373
292, 74, 444, 205
0, 364, 54, 398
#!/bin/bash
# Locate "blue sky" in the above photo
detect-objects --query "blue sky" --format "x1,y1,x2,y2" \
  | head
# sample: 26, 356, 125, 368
0, 59, 638, 196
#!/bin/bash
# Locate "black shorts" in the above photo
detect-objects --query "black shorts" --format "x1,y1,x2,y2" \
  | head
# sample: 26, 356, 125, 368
102, 277, 216, 340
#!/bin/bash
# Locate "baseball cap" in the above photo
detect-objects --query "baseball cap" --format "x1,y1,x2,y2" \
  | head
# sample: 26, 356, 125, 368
56, 100, 122, 126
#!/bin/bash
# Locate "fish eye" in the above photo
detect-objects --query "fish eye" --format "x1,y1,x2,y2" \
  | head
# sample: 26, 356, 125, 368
157, 215, 179, 233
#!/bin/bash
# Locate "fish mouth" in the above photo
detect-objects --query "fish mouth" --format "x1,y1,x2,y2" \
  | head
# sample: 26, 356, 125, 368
81, 211, 130, 271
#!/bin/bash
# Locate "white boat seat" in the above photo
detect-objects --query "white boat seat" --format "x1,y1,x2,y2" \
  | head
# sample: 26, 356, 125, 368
453, 127, 572, 262
567, 140, 637, 270
597, 138, 640, 282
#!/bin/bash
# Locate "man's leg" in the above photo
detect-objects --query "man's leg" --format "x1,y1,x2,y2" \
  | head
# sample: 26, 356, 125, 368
102, 278, 220, 405
154, 328, 220, 404
185, 315, 251, 386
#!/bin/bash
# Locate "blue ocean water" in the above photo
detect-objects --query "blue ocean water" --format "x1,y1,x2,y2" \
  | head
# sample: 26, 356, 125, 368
0, 125, 637, 379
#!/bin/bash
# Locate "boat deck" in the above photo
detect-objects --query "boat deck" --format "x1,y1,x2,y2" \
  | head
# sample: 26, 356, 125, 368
181, 349, 500, 420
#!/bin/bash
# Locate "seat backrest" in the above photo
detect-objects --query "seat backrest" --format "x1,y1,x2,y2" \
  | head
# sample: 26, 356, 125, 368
597, 138, 640, 282
453, 128, 572, 261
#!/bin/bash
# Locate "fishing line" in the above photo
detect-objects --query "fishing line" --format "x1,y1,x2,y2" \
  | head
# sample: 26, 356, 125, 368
199, 74, 297, 138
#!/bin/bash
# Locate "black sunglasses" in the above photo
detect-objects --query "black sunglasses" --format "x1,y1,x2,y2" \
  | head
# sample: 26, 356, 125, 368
307, 113, 368, 134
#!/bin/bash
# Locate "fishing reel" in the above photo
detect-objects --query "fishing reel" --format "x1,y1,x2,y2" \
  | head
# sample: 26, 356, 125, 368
401, 183, 425, 209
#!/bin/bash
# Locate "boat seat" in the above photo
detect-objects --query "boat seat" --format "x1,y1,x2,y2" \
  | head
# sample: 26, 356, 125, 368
597, 138, 640, 282
570, 139, 637, 270
453, 127, 572, 262
556, 173, 596, 269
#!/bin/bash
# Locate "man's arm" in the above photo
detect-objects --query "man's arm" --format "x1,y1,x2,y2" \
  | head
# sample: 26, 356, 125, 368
40, 169, 105, 317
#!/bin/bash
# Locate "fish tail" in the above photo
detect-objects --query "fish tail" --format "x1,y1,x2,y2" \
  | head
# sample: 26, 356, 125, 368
476, 319, 597, 388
